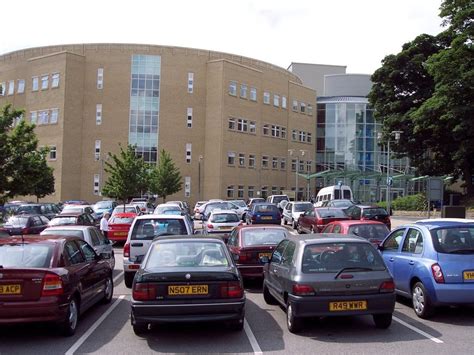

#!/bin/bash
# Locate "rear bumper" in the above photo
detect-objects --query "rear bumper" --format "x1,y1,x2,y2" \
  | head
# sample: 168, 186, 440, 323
252, 219, 281, 225
0, 297, 68, 324
108, 232, 128, 242
123, 257, 140, 273
432, 283, 474, 305
237, 264, 264, 278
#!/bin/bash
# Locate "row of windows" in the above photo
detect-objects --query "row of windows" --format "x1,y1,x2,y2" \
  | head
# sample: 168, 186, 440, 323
226, 186, 305, 199
1, 74, 59, 96
291, 129, 312, 143
30, 108, 59, 125
39, 145, 57, 161
226, 152, 312, 172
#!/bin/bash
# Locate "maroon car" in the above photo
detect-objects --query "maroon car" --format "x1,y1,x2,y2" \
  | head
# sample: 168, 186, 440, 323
227, 225, 289, 278
0, 235, 113, 336
297, 207, 350, 234
321, 220, 390, 246
1, 214, 50, 235
48, 212, 97, 228
344, 205, 391, 229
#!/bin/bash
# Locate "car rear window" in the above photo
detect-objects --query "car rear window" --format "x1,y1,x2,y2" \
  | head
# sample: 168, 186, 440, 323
255, 205, 279, 213
61, 207, 83, 214
109, 216, 134, 224
272, 196, 288, 203
6, 216, 29, 227
95, 201, 112, 208
131, 218, 188, 240
0, 244, 53, 268
430, 227, 474, 254
242, 229, 286, 246
210, 213, 239, 223
155, 206, 181, 214
146, 241, 229, 268
49, 217, 77, 226
348, 224, 389, 240
294, 203, 313, 212
317, 209, 347, 218
302, 242, 386, 273
16, 206, 41, 214
362, 208, 388, 217
41, 229, 85, 239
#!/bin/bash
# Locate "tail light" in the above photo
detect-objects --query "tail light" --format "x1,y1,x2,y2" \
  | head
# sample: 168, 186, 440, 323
42, 273, 64, 296
238, 252, 250, 263
379, 280, 395, 293
431, 263, 445, 283
132, 283, 157, 301
220, 281, 244, 298
123, 242, 130, 258
207, 223, 214, 229
292, 284, 315, 296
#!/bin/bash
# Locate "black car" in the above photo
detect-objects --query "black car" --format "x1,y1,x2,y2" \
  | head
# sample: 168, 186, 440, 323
130, 236, 245, 335
1, 214, 50, 235
15, 203, 61, 220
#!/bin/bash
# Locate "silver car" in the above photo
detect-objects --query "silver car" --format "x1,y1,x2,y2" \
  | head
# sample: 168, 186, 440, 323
282, 202, 314, 229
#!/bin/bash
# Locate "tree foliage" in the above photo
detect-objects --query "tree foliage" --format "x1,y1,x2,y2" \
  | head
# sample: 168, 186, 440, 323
149, 149, 182, 202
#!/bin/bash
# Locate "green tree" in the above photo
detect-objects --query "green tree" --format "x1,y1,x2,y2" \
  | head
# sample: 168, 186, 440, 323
31, 148, 56, 202
149, 149, 182, 203
101, 144, 149, 205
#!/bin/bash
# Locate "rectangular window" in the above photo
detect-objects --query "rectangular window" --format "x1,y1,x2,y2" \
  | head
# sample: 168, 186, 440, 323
50, 108, 59, 124
271, 125, 279, 137
263, 91, 270, 104
307, 104, 313, 115
186, 143, 192, 164
187, 107, 193, 128
228, 152, 235, 165
292, 100, 298, 111
228, 117, 236, 130
272, 157, 278, 169
32, 77, 39, 91
282, 96, 287, 109
280, 158, 286, 170
0, 82, 5, 96
17, 79, 25, 94
237, 119, 248, 132
41, 75, 49, 90
49, 146, 57, 160
240, 84, 247, 98
95, 140, 101, 161
291, 159, 297, 172
51, 73, 60, 88
187, 72, 194, 93
94, 174, 100, 195
262, 124, 270, 136
281, 127, 287, 139
250, 87, 257, 101
299, 131, 305, 142
307, 133, 312, 143
261, 186, 268, 199
306, 161, 312, 172
97, 68, 104, 89
292, 130, 298, 141
272, 186, 278, 195
273, 94, 280, 107
239, 153, 245, 167
300, 102, 306, 113
249, 121, 256, 134
7, 80, 14, 95
30, 111, 37, 124
238, 185, 244, 198
227, 185, 234, 198
248, 186, 255, 198
96, 104, 102, 125
262, 155, 269, 168
38, 110, 49, 125
299, 160, 305, 172
229, 81, 237, 96
248, 154, 255, 168
185, 177, 191, 198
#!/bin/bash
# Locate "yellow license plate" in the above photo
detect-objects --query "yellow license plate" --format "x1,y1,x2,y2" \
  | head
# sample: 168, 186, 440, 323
463, 271, 474, 280
219, 226, 232, 230
0, 284, 22, 295
114, 232, 127, 236
168, 285, 209, 295
329, 301, 367, 311
261, 216, 272, 220
259, 252, 272, 259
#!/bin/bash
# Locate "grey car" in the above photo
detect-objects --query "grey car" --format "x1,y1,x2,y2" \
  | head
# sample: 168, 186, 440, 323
262, 234, 395, 333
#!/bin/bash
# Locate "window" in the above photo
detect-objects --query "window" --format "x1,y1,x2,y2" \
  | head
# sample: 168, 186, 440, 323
280, 158, 286, 170
229, 81, 237, 96
238, 185, 244, 198
227, 152, 235, 165
282, 96, 287, 109
262, 124, 270, 136
306, 161, 312, 172
185, 177, 191, 197
262, 155, 269, 168
249, 121, 256, 133
32, 77, 39, 91
7, 80, 14, 95
49, 146, 57, 160
17, 79, 25, 94
300, 102, 306, 113
299, 131, 305, 142
248, 154, 255, 168
383, 229, 405, 251
185, 143, 192, 164
272, 186, 278, 195
77, 240, 96, 262
30, 111, 37, 124
237, 119, 248, 132
272, 157, 278, 169
263, 91, 270, 104
271, 125, 280, 137
299, 160, 304, 172
273, 94, 280, 107
95, 140, 101, 161
291, 159, 297, 172
227, 185, 234, 198
282, 242, 296, 266
250, 87, 257, 101
97, 68, 104, 89
51, 73, 60, 88
281, 127, 287, 139
94, 174, 100, 195
248, 186, 255, 198
292, 130, 298, 141
239, 153, 245, 167
187, 72, 194, 93
41, 75, 49, 90
96, 104, 102, 125
0, 82, 5, 96
38, 110, 49, 125
261, 186, 268, 199
307, 133, 312, 143
292, 100, 298, 111
402, 229, 423, 254
187, 108, 193, 128
65, 241, 85, 265
228, 117, 236, 130
307, 104, 313, 115
50, 108, 59, 124
240, 84, 247, 98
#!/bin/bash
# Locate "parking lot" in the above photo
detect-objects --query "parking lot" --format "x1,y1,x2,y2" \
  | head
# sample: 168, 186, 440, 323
1, 217, 473, 354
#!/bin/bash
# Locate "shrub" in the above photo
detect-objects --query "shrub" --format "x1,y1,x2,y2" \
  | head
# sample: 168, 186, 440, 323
378, 194, 426, 211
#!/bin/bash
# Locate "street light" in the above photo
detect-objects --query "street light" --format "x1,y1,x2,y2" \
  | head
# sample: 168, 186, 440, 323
198, 155, 203, 202
379, 130, 403, 215
288, 149, 307, 201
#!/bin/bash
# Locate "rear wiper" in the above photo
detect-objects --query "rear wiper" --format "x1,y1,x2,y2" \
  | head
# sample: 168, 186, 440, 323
334, 267, 373, 279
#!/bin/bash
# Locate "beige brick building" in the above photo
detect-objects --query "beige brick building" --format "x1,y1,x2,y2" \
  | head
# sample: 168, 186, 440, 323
0, 44, 317, 204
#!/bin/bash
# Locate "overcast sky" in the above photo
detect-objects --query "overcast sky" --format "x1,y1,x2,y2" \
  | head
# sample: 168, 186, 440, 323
2, 0, 444, 74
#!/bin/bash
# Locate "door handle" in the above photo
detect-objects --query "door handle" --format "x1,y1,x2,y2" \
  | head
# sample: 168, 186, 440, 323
389, 257, 395, 262
409, 261, 415, 265
131, 243, 143, 247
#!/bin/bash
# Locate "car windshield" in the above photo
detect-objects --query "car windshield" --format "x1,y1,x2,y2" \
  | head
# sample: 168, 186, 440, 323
210, 213, 239, 223
41, 229, 85, 238
61, 207, 83, 214
131, 219, 187, 240
430, 227, 474, 254
146, 241, 229, 268
0, 243, 53, 268
317, 209, 347, 218
302, 242, 386, 273
114, 206, 136, 213
231, 200, 247, 208
155, 206, 181, 214
109, 216, 134, 224
332, 200, 353, 208
242, 229, 286, 246
362, 208, 388, 217
294, 203, 313, 212
49, 217, 77, 226
6, 216, 29, 227
272, 196, 288, 203
255, 205, 279, 213
16, 206, 41, 214
348, 224, 389, 240
94, 201, 112, 209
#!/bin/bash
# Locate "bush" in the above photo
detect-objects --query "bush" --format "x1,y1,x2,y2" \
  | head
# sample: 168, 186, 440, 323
377, 194, 426, 211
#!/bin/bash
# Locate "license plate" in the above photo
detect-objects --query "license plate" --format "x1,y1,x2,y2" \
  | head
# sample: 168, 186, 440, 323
261, 216, 272, 220
259, 252, 272, 259
168, 285, 209, 295
0, 284, 22, 295
329, 301, 367, 311
114, 232, 127, 236
219, 226, 232, 230
464, 271, 474, 280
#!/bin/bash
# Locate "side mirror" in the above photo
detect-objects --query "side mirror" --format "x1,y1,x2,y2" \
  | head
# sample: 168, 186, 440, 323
259, 256, 270, 263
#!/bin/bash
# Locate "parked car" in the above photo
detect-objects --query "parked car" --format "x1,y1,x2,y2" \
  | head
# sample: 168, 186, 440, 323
203, 210, 242, 242
344, 205, 391, 229
201, 201, 241, 221
61, 205, 98, 221
154, 203, 185, 215
282, 202, 314, 229
1, 214, 50, 235
228, 200, 249, 220
379, 218, 474, 318
0, 235, 113, 336
297, 207, 350, 234
262, 235, 396, 333
41, 225, 115, 269
227, 225, 289, 278
247, 198, 265, 209
314, 185, 353, 207
15, 203, 61, 220
266, 195, 289, 212
123, 214, 194, 288
321, 220, 390, 246
193, 200, 208, 219
130, 236, 245, 334
246, 203, 281, 225
320, 199, 355, 209
92, 200, 118, 219
48, 212, 96, 228
131, 201, 154, 214
106, 212, 137, 242
112, 204, 142, 216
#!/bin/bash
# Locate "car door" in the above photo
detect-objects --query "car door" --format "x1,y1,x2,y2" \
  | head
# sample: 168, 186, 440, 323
394, 228, 424, 294
283, 203, 292, 223
380, 228, 407, 278
266, 240, 289, 303
94, 227, 113, 258
87, 228, 102, 255
64, 241, 93, 303
298, 210, 311, 232
278, 241, 296, 296
30, 216, 44, 234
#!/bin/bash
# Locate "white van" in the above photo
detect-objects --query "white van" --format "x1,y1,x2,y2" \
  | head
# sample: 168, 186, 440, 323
314, 185, 353, 207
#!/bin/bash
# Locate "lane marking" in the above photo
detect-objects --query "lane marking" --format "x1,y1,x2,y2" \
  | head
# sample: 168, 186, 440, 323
244, 318, 263, 355
113, 271, 124, 284
393, 316, 444, 344
65, 295, 126, 355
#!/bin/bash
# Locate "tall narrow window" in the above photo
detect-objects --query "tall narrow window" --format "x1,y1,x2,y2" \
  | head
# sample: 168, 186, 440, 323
95, 140, 101, 161
263, 91, 270, 104
185, 143, 192, 164
282, 96, 287, 109
0, 82, 5, 96
51, 73, 60, 88
49, 146, 57, 160
248, 154, 255, 168
187, 72, 194, 93
280, 158, 286, 170
38, 110, 49, 125
262, 124, 270, 136
307, 104, 313, 115
239, 153, 245, 167
228, 81, 237, 96
17, 79, 25, 94
250, 87, 257, 101
240, 84, 247, 99
184, 176, 191, 197
96, 104, 102, 125
300, 102, 306, 113
30, 111, 37, 124
41, 75, 49, 90
291, 159, 297, 172
50, 108, 59, 124
227, 185, 234, 198
248, 186, 255, 198
249, 121, 256, 134
228, 117, 236, 130
187, 108, 193, 128
94, 174, 100, 195
227, 152, 235, 165
262, 155, 269, 168
292, 100, 298, 111
238, 185, 244, 198
272, 157, 278, 169
273, 94, 280, 107
97, 68, 104, 89
7, 80, 14, 95
281, 127, 287, 139
32, 77, 39, 91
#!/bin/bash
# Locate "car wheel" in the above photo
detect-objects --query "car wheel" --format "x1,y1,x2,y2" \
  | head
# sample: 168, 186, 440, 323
102, 275, 114, 304
61, 297, 79, 337
124, 272, 134, 288
373, 313, 392, 329
242, 213, 246, 222
283, 218, 287, 225
292, 220, 297, 230
412, 282, 434, 318
263, 284, 279, 305
286, 301, 303, 333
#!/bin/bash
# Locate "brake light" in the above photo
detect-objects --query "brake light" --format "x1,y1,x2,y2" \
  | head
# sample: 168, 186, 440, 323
379, 280, 395, 293
42, 273, 64, 296
238, 252, 250, 262
220, 281, 244, 298
132, 283, 157, 301
207, 223, 214, 229
123, 242, 130, 257
292, 284, 315, 296
431, 263, 445, 283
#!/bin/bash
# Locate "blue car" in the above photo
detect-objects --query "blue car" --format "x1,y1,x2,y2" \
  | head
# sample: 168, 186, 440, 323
245, 203, 281, 225
379, 218, 474, 318
93, 200, 118, 219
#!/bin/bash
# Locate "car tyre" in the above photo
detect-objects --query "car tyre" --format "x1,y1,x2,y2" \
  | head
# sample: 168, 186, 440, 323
286, 301, 303, 333
412, 282, 434, 318
124, 272, 134, 288
283, 218, 287, 225
263, 284, 279, 305
373, 313, 392, 329
292, 220, 297, 230
102, 275, 114, 304
61, 297, 79, 337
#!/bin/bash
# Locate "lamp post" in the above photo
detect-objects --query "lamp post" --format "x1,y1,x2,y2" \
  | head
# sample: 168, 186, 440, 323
198, 155, 203, 202
383, 130, 403, 215
288, 149, 307, 201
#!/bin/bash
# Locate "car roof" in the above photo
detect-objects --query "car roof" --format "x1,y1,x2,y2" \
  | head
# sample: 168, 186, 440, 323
43, 225, 93, 231
210, 209, 238, 215
111, 212, 137, 218
235, 225, 288, 232
329, 220, 387, 226
151, 235, 224, 243
7, 214, 43, 218
286, 233, 370, 245
0, 235, 80, 245
55, 212, 83, 217
135, 214, 186, 220
414, 218, 474, 230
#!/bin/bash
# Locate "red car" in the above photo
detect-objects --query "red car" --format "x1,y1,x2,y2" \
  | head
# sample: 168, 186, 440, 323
107, 212, 136, 242
344, 205, 391, 229
0, 235, 113, 336
321, 220, 390, 246
297, 207, 350, 234
227, 225, 289, 278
